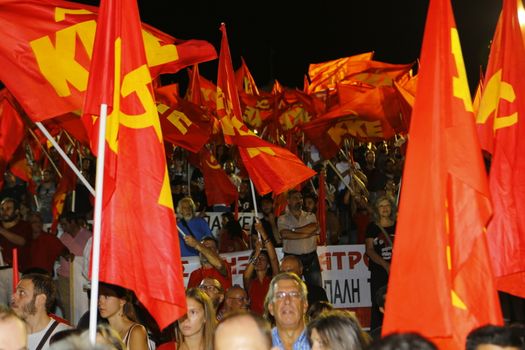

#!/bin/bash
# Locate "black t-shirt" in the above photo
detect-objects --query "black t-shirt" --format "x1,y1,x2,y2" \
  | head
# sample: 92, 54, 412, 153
366, 222, 395, 271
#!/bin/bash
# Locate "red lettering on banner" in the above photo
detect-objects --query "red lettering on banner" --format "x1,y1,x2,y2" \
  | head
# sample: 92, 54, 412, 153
332, 252, 346, 269
348, 252, 362, 269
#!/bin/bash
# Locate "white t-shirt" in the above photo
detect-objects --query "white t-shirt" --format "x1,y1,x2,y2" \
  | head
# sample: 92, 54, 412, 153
28, 318, 71, 350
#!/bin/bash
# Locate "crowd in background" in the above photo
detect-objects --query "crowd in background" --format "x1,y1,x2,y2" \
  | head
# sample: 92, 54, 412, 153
1, 138, 525, 349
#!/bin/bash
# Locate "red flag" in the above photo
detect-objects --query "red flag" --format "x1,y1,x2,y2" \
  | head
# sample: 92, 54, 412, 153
235, 57, 260, 96
317, 171, 326, 246
307, 52, 374, 94
157, 96, 212, 153
9, 145, 37, 195
216, 23, 316, 195
0, 0, 217, 122
83, 0, 185, 329
0, 90, 26, 188
197, 148, 238, 206
50, 146, 78, 233
476, 0, 525, 297
383, 0, 503, 348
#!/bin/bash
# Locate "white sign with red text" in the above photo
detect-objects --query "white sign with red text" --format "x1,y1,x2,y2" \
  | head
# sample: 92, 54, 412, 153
181, 244, 371, 308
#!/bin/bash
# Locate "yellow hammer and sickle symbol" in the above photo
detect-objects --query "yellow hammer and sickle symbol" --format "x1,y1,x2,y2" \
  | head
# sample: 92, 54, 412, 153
476, 69, 518, 131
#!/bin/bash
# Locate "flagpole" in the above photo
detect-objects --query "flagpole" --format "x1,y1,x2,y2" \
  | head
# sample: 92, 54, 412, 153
249, 179, 262, 241
88, 104, 108, 344
35, 122, 95, 196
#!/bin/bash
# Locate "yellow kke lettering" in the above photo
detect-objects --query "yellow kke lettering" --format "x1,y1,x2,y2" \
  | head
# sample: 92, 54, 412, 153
30, 7, 179, 98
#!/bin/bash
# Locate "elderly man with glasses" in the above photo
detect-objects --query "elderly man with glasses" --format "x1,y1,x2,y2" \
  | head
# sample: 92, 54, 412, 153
265, 272, 310, 350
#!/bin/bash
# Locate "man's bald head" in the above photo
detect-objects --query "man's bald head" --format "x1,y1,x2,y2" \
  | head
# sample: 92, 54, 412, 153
215, 311, 273, 350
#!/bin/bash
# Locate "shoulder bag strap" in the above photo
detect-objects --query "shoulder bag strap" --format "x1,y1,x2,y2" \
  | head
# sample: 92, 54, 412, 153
377, 225, 393, 247
35, 320, 59, 350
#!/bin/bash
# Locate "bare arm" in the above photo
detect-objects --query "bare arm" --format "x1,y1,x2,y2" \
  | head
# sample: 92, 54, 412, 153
255, 221, 279, 276
365, 238, 390, 273
0, 227, 26, 246
280, 222, 319, 240
128, 324, 149, 350
184, 235, 228, 276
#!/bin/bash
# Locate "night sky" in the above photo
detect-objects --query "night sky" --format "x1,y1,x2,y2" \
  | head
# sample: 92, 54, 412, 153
77, 0, 502, 93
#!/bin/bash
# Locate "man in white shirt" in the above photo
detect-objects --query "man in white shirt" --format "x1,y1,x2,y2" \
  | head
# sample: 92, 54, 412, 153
11, 273, 71, 350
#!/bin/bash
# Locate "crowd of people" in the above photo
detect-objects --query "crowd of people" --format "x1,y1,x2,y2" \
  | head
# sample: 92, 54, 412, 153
0, 139, 524, 349
0, 271, 524, 350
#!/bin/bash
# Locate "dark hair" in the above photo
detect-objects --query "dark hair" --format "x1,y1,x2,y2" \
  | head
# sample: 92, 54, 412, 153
98, 282, 138, 322
59, 211, 85, 224
369, 333, 437, 350
0, 197, 20, 211
307, 310, 370, 350
466, 325, 524, 350
221, 212, 244, 240
306, 301, 334, 320
21, 273, 57, 313
49, 328, 82, 345
201, 236, 219, 248
287, 189, 301, 199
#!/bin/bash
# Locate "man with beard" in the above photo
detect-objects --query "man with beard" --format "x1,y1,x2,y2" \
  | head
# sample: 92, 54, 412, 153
11, 273, 71, 350
277, 190, 322, 288
0, 198, 32, 305
176, 197, 213, 257
186, 236, 232, 290
265, 272, 310, 350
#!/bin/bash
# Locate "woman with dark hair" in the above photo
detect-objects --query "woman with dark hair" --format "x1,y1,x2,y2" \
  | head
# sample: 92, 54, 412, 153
365, 195, 397, 333
218, 212, 248, 253
242, 221, 279, 315
97, 283, 151, 350
307, 310, 370, 350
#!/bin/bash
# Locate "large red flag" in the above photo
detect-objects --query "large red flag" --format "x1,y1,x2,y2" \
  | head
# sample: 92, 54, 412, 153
476, 0, 525, 298
0, 0, 217, 122
82, 0, 186, 329
0, 90, 26, 188
216, 23, 315, 195
196, 148, 238, 206
382, 0, 503, 348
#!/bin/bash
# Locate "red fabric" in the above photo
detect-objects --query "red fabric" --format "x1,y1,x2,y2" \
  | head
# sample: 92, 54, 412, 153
216, 24, 316, 196
307, 52, 374, 94
157, 96, 212, 153
9, 146, 37, 195
82, 0, 186, 329
187, 261, 233, 291
0, 91, 25, 187
43, 113, 90, 147
0, 221, 31, 267
382, 0, 503, 347
476, 0, 525, 298
248, 275, 271, 315
235, 57, 260, 96
51, 145, 78, 232
21, 232, 67, 274
157, 342, 177, 350
0, 0, 216, 122
197, 149, 238, 206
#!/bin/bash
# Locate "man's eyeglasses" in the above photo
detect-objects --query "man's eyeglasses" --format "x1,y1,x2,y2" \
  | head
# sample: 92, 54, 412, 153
273, 291, 302, 301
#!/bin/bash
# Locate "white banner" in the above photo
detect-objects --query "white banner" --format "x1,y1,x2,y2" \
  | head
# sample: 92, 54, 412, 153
181, 244, 371, 308
200, 211, 259, 237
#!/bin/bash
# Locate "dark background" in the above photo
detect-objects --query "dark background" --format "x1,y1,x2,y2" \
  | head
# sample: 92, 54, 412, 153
75, 0, 502, 94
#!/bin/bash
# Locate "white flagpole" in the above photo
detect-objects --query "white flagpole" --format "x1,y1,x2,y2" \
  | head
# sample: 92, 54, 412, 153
35, 122, 95, 196
88, 104, 108, 343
